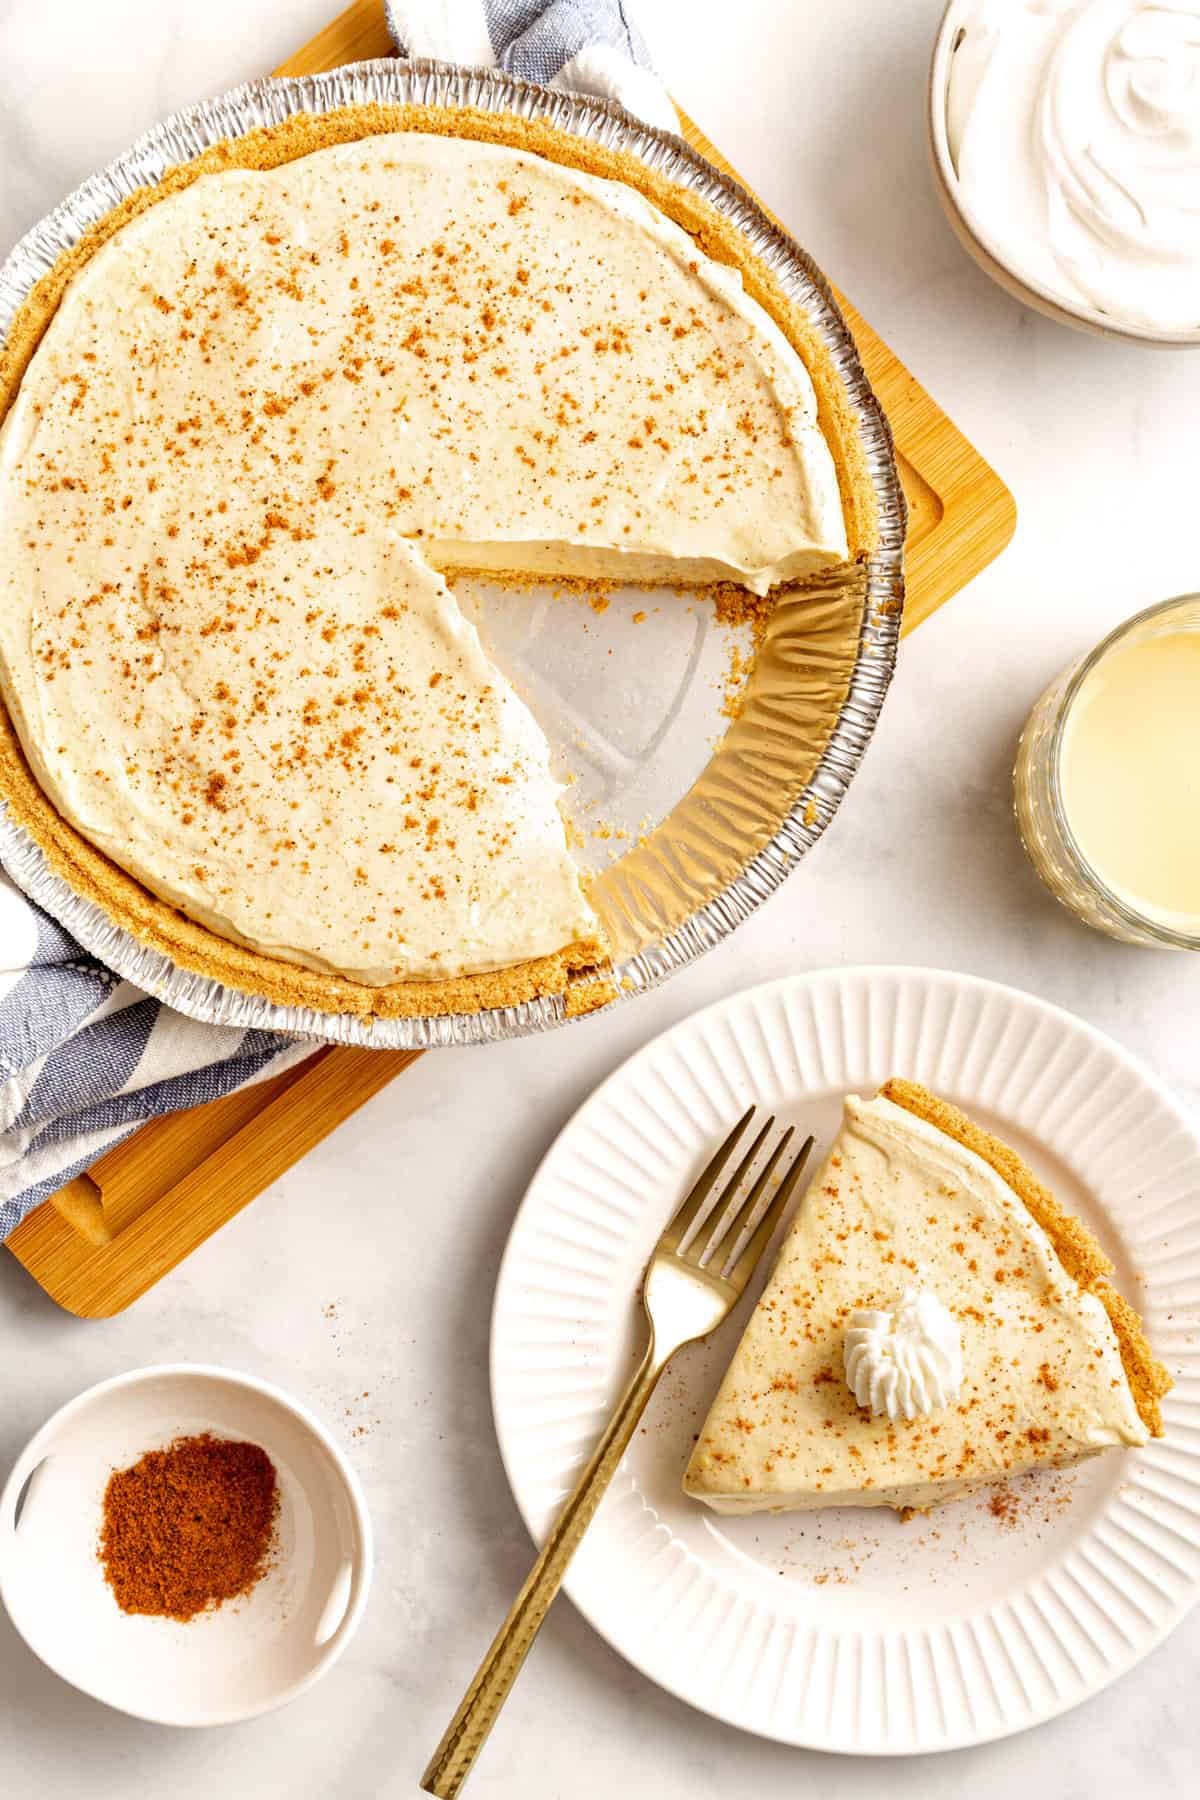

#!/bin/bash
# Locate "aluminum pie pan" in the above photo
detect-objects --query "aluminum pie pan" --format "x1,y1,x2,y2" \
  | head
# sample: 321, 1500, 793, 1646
0, 57, 906, 1050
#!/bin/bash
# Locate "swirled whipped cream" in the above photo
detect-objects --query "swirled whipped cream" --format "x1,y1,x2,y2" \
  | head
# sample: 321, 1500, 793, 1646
843, 1287, 964, 1424
946, 0, 1200, 332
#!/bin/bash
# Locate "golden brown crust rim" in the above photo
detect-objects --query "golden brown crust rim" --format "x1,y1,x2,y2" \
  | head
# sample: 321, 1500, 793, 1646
0, 102, 873, 1019
880, 1078, 1172, 1437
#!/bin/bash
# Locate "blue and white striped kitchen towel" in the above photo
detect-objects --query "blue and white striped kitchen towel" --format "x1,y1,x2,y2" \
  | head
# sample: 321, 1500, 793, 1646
385, 0, 677, 132
0, 0, 671, 1238
0, 873, 311, 1237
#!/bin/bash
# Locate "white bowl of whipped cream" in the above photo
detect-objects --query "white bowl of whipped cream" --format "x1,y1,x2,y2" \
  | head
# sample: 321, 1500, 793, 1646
929, 0, 1200, 344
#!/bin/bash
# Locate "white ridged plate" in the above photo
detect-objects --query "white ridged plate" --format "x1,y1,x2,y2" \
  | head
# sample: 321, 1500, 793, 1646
491, 967, 1200, 1752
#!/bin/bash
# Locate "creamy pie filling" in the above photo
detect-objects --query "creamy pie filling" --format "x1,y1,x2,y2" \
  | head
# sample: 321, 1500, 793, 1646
0, 132, 847, 984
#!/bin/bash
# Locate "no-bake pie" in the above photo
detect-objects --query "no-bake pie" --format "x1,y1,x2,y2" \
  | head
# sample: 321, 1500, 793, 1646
684, 1079, 1170, 1514
0, 105, 875, 1018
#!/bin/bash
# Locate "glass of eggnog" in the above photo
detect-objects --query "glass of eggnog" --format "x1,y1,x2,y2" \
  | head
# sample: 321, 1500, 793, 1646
1015, 596, 1200, 947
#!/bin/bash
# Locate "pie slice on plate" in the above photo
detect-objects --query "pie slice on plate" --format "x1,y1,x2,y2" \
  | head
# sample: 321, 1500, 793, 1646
684, 1079, 1170, 1514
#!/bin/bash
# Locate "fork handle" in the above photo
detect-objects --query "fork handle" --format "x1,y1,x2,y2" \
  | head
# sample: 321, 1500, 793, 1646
421, 1336, 665, 1797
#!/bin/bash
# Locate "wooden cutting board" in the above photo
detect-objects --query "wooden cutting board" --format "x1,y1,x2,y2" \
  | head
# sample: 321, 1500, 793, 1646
6, 0, 1016, 1317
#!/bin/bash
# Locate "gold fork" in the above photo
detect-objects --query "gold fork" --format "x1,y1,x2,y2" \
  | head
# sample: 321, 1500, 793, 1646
421, 1107, 815, 1797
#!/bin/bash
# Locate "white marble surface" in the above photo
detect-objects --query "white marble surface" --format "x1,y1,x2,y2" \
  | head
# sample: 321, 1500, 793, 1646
1, 0, 1198, 1794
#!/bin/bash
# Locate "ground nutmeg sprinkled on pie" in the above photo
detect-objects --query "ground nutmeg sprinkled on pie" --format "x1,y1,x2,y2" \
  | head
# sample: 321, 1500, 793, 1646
0, 105, 873, 1015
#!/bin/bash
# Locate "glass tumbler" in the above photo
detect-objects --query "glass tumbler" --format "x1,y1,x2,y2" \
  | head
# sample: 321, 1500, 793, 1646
1013, 595, 1200, 949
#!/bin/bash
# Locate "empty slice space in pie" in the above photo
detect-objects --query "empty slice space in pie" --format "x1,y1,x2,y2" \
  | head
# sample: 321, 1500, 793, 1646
684, 1080, 1170, 1514
0, 113, 874, 1010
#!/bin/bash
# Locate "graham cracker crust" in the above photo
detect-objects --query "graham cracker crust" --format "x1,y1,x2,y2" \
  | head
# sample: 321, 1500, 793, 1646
881, 1078, 1172, 1436
0, 102, 876, 1021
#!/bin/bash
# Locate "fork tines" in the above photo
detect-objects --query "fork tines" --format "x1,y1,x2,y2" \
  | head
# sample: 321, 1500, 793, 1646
664, 1108, 814, 1292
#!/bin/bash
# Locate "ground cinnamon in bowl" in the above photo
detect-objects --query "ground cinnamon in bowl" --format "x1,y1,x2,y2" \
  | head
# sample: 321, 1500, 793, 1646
98, 1432, 279, 1621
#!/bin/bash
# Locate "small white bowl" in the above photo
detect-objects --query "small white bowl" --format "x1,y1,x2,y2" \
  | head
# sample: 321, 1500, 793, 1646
928, 0, 1200, 347
0, 1364, 372, 1726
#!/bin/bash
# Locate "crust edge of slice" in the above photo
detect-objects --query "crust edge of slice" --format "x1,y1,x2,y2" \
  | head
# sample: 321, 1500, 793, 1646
880, 1077, 1172, 1437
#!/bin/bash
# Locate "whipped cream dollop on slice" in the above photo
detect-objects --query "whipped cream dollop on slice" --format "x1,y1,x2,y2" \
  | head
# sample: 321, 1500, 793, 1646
843, 1287, 963, 1424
